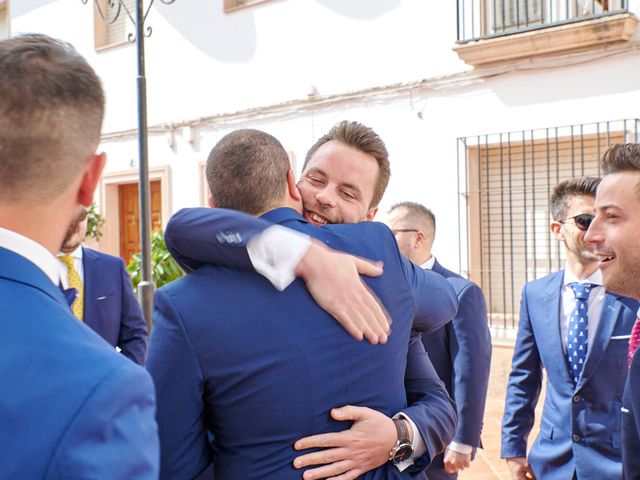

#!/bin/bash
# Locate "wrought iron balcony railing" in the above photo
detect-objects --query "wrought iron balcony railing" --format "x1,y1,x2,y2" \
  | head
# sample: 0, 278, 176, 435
457, 0, 628, 43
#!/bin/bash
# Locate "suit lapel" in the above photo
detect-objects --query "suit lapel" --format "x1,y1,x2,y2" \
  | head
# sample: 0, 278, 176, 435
576, 294, 621, 391
82, 247, 101, 328
539, 271, 575, 385
0, 247, 69, 310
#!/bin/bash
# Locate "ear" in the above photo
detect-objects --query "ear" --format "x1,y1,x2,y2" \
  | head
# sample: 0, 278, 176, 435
414, 230, 426, 249
208, 194, 217, 208
77, 152, 106, 207
286, 169, 301, 202
550, 221, 563, 241
365, 206, 378, 221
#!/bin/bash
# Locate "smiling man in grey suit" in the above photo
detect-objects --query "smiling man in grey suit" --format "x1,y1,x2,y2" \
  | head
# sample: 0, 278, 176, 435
501, 177, 638, 480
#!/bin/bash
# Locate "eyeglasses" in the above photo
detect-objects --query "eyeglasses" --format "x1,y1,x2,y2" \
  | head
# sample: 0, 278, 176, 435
559, 214, 594, 231
391, 229, 418, 235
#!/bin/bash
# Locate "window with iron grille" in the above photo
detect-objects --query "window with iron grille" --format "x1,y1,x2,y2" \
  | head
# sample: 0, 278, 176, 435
94, 0, 135, 50
457, 119, 639, 335
491, 0, 543, 32
457, 0, 627, 42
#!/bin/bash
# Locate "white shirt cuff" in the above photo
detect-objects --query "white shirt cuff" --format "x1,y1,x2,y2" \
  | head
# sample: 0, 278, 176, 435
448, 441, 473, 454
393, 413, 426, 472
246, 225, 311, 291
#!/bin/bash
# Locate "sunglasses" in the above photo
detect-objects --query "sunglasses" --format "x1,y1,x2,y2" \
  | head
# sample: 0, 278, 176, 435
559, 214, 594, 231
391, 229, 418, 235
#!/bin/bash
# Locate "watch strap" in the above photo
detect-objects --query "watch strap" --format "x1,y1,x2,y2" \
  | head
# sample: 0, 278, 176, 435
393, 418, 411, 443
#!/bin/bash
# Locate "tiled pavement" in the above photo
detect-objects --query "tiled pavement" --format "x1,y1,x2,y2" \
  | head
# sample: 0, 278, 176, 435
458, 342, 546, 480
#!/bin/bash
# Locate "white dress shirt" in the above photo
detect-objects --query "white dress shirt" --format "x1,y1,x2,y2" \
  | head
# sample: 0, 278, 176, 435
560, 266, 605, 352
0, 227, 61, 285
246, 224, 426, 469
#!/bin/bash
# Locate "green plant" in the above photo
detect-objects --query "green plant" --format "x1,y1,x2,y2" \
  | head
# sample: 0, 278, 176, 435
127, 230, 184, 289
85, 202, 105, 240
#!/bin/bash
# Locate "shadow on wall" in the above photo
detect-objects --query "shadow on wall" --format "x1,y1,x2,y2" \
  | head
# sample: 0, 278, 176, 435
486, 50, 640, 107
154, 0, 402, 61
315, 0, 400, 19
12, 0, 51, 16
155, 0, 256, 62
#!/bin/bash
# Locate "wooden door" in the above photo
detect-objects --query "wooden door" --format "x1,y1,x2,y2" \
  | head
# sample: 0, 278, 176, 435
119, 180, 162, 265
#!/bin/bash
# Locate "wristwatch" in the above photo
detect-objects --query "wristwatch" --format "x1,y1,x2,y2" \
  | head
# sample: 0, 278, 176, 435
388, 418, 414, 464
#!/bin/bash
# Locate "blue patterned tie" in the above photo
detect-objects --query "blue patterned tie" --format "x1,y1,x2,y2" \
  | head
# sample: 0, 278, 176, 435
566, 283, 593, 384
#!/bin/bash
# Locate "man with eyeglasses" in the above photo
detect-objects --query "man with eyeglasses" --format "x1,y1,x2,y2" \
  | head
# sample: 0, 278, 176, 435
386, 202, 491, 480
501, 177, 638, 480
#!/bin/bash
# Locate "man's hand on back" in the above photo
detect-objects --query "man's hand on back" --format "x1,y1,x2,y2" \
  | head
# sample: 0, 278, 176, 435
294, 240, 390, 344
293, 405, 397, 480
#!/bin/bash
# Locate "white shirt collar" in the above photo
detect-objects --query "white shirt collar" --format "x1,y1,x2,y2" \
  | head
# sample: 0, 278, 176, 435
562, 264, 603, 287
0, 226, 61, 285
420, 255, 436, 270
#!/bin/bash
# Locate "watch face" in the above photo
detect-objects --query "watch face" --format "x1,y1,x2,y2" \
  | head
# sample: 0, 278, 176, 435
391, 442, 414, 463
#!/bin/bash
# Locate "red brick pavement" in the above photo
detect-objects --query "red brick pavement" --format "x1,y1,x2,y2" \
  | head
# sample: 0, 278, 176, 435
458, 343, 545, 480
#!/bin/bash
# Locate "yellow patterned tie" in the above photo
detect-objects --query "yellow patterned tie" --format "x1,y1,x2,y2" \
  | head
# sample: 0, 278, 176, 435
60, 255, 84, 321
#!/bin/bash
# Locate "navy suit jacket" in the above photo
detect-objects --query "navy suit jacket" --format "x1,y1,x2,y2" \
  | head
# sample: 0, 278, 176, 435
501, 270, 638, 480
82, 247, 148, 365
148, 207, 458, 479
0, 247, 159, 479
423, 260, 491, 480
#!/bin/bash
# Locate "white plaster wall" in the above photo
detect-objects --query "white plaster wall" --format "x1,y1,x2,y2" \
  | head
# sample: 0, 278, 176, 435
10, 0, 640, 270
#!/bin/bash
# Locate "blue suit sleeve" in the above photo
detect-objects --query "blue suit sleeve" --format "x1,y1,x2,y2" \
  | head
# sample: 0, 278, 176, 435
501, 285, 543, 459
165, 207, 272, 273
449, 282, 491, 447
402, 333, 458, 474
46, 363, 159, 480
116, 258, 148, 366
401, 256, 458, 334
147, 289, 211, 480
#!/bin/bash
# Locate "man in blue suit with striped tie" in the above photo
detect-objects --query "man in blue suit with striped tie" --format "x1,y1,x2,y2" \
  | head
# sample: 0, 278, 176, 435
501, 177, 638, 480
386, 202, 491, 479
0, 34, 158, 478
585, 144, 640, 479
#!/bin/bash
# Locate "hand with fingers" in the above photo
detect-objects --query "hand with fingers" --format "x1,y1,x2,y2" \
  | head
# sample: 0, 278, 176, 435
294, 240, 390, 344
506, 457, 536, 480
443, 448, 471, 473
293, 405, 398, 480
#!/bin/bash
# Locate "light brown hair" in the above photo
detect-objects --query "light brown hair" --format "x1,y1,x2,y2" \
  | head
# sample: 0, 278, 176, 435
304, 121, 390, 208
0, 34, 104, 204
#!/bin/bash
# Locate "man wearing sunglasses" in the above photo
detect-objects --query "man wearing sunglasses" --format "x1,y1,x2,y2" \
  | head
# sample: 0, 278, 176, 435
501, 177, 638, 480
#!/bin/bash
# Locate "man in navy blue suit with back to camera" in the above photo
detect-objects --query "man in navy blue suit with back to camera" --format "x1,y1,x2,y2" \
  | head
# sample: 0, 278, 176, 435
148, 127, 459, 479
501, 176, 638, 480
58, 208, 148, 365
0, 34, 158, 478
386, 201, 491, 480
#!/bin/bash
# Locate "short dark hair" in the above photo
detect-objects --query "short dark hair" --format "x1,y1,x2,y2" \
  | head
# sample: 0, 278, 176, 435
550, 177, 601, 220
602, 143, 640, 174
388, 201, 436, 237
304, 121, 390, 208
206, 129, 290, 215
0, 34, 104, 204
